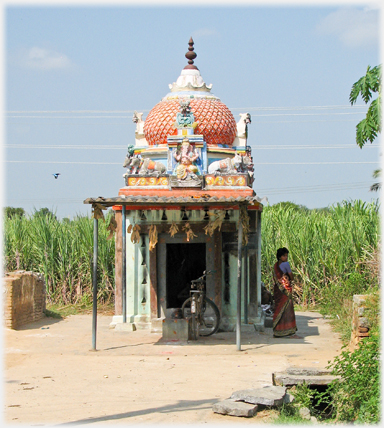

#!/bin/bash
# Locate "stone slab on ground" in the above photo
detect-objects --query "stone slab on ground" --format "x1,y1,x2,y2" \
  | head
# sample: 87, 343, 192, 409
230, 385, 287, 406
286, 367, 332, 376
115, 322, 137, 331
273, 367, 339, 386
212, 399, 258, 417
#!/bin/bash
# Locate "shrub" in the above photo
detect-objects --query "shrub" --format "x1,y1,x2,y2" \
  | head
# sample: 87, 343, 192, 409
327, 295, 380, 423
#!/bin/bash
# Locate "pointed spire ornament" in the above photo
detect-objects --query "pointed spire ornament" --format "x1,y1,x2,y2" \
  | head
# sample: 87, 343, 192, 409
184, 37, 198, 70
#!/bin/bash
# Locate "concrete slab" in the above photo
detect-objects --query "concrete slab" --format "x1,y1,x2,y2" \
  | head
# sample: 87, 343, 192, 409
162, 318, 189, 341
115, 322, 136, 331
212, 399, 258, 417
273, 372, 339, 386
230, 385, 287, 406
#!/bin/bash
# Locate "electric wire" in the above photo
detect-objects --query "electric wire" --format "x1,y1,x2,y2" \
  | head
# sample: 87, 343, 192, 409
4, 143, 380, 150
5, 181, 377, 205
4, 160, 379, 165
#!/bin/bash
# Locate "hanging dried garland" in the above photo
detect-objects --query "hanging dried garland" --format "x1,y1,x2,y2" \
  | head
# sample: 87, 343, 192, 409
203, 210, 226, 237
149, 224, 158, 252
182, 222, 197, 242
238, 205, 250, 246
106, 215, 117, 240
168, 221, 179, 237
92, 203, 107, 221
128, 224, 141, 244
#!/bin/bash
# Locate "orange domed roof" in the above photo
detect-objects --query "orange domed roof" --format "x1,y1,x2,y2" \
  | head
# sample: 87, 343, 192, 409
143, 38, 237, 147
144, 98, 237, 147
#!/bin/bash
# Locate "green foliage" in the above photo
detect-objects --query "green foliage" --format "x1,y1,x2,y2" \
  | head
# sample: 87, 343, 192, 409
261, 199, 380, 307
4, 207, 26, 219
279, 383, 332, 422
349, 64, 382, 148
317, 272, 376, 342
327, 330, 380, 423
271, 201, 309, 212
272, 406, 309, 424
3, 211, 116, 304
33, 207, 58, 220
370, 169, 381, 192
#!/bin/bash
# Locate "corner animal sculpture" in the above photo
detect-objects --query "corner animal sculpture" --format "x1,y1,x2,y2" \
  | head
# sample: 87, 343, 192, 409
236, 113, 251, 139
123, 147, 141, 174
138, 158, 167, 176
123, 154, 166, 176
208, 153, 251, 175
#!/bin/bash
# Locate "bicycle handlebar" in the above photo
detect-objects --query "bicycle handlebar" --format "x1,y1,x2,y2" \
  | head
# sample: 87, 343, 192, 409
191, 270, 215, 284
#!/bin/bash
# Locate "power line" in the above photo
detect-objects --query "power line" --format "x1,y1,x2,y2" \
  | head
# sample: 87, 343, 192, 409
6, 115, 131, 119
258, 181, 374, 195
4, 160, 379, 165
5, 143, 380, 150
5, 104, 369, 120
6, 104, 368, 114
5, 181, 376, 205
6, 112, 367, 120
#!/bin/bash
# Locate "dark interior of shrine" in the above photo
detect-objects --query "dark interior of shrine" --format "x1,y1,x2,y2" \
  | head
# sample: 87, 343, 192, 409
166, 243, 206, 308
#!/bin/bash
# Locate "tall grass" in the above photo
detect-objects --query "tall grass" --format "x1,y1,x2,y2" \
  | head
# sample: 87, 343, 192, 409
3, 199, 380, 306
261, 200, 380, 306
3, 210, 115, 304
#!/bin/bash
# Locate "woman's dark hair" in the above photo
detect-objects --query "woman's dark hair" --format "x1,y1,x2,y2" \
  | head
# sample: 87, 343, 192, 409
276, 247, 289, 260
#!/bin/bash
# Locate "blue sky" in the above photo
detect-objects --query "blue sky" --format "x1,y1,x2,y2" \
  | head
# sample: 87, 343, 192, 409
3, 1, 382, 218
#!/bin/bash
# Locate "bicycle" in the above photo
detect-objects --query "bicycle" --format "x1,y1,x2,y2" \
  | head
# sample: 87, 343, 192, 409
181, 270, 221, 340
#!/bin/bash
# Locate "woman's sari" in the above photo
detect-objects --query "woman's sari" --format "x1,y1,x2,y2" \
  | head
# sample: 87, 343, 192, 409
272, 262, 297, 337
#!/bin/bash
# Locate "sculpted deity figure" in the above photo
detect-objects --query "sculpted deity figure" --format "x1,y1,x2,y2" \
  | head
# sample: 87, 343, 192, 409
176, 99, 195, 128
173, 137, 200, 180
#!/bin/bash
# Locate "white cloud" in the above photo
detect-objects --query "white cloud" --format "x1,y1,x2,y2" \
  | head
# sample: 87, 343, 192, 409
315, 8, 379, 48
21, 47, 73, 70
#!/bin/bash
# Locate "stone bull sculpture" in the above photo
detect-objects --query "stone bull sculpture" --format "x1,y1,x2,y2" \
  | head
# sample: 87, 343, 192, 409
208, 153, 252, 175
123, 153, 167, 177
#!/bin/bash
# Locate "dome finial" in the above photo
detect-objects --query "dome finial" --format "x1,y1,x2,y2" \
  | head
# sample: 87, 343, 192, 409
184, 37, 198, 70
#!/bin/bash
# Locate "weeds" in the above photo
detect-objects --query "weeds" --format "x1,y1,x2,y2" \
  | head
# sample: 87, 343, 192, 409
327, 330, 380, 423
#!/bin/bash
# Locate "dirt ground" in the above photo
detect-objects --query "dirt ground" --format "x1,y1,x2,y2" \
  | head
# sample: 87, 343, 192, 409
3, 311, 342, 425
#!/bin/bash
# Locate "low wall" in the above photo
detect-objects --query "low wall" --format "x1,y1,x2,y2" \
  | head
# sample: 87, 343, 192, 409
349, 294, 371, 351
3, 271, 46, 329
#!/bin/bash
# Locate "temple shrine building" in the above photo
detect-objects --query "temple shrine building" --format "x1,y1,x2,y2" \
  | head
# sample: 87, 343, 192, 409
85, 38, 265, 337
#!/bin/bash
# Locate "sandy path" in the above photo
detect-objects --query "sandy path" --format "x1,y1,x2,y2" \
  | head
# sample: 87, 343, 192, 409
3, 311, 341, 425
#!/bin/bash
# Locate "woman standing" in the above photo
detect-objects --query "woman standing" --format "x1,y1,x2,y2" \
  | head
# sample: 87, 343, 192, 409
272, 247, 299, 338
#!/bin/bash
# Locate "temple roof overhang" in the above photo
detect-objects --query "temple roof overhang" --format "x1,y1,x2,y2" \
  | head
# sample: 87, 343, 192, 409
83, 194, 264, 211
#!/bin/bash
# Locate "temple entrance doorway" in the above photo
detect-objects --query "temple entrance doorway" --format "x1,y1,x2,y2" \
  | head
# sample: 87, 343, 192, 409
166, 243, 206, 309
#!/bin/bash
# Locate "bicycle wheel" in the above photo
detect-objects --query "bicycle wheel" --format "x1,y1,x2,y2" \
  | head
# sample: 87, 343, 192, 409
199, 297, 220, 336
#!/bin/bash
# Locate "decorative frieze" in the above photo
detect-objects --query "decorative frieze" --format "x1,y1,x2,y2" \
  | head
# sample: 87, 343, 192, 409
205, 174, 248, 188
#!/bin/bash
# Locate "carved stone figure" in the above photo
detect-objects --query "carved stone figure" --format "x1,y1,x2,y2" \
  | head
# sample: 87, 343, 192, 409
175, 99, 195, 128
236, 113, 251, 138
123, 154, 141, 174
233, 113, 251, 147
138, 158, 167, 176
173, 137, 200, 180
132, 111, 148, 146
208, 153, 251, 175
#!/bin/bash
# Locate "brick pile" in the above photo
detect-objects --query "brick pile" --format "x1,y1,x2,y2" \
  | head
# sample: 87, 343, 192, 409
3, 271, 46, 329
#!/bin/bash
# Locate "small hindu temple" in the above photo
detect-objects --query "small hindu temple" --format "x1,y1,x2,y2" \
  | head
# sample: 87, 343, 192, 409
85, 38, 265, 343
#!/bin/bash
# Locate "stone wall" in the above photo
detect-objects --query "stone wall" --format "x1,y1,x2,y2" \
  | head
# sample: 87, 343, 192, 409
350, 294, 371, 351
3, 271, 46, 329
